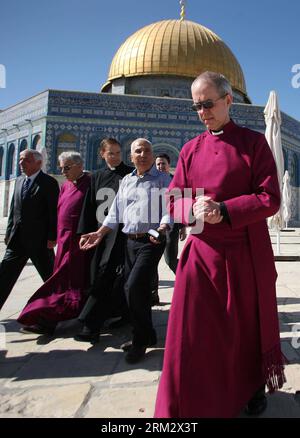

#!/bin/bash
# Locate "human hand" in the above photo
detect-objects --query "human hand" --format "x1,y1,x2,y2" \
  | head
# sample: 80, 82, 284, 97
193, 195, 212, 220
203, 198, 223, 224
204, 209, 223, 224
193, 196, 223, 224
149, 225, 168, 245
179, 227, 187, 241
79, 232, 103, 250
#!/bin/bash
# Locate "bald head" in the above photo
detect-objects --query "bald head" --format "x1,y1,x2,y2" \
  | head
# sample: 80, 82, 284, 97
191, 71, 233, 131
130, 138, 154, 175
192, 71, 233, 97
131, 138, 152, 154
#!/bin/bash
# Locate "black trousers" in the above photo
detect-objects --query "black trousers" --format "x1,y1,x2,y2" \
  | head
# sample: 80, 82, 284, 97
79, 261, 128, 332
0, 242, 55, 311
124, 237, 165, 347
79, 231, 128, 332
164, 225, 180, 274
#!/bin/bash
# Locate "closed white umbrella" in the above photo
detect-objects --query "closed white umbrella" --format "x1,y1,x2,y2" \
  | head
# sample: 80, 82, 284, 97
264, 90, 284, 254
282, 170, 292, 229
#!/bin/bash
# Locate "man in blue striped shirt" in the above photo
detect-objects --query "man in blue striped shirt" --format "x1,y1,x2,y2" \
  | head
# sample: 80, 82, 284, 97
80, 138, 172, 363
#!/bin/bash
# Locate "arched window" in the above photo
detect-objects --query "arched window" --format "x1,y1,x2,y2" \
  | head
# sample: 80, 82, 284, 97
6, 143, 16, 177
19, 139, 27, 153
87, 137, 106, 171
17, 139, 28, 175
0, 147, 4, 177
56, 133, 78, 171
290, 153, 299, 187
32, 134, 41, 150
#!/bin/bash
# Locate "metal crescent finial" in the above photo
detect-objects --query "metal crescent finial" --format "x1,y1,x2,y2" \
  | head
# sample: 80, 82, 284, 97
180, 0, 186, 21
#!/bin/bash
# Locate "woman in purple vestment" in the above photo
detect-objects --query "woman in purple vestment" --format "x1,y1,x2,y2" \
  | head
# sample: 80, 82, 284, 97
18, 152, 91, 334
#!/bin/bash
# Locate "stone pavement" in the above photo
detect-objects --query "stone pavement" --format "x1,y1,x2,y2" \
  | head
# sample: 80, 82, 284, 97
0, 217, 300, 418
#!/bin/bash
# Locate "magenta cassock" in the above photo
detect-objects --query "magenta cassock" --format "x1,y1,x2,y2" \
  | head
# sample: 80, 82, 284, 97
18, 173, 91, 326
154, 121, 285, 418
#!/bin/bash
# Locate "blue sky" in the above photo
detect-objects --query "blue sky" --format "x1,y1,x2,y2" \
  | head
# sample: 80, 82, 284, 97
0, 0, 299, 120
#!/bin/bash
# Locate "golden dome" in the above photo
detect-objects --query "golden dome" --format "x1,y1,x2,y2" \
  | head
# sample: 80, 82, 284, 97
103, 19, 247, 97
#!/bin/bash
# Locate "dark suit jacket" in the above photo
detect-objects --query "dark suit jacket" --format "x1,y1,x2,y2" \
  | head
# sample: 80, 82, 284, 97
5, 171, 60, 253
77, 162, 133, 290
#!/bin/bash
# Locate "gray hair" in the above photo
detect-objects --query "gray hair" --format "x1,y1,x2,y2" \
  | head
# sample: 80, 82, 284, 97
192, 71, 233, 96
131, 138, 152, 153
21, 149, 43, 163
58, 151, 83, 165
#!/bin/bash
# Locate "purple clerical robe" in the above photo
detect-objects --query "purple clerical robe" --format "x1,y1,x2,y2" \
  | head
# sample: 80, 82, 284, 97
18, 173, 91, 326
154, 120, 285, 418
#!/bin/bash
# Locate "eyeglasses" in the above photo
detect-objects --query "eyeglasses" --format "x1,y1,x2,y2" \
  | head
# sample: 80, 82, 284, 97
191, 94, 228, 111
59, 164, 77, 172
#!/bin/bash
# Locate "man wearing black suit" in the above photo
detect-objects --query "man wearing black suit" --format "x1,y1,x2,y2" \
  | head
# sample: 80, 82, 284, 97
75, 138, 133, 342
0, 149, 60, 311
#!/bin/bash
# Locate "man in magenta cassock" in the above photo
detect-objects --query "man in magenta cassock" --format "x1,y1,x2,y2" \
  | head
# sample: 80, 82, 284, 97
18, 151, 91, 334
154, 71, 286, 418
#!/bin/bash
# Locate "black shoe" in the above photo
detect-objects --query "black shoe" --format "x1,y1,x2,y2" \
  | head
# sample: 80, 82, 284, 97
73, 326, 100, 343
244, 386, 267, 416
121, 334, 157, 352
125, 345, 147, 364
151, 290, 160, 306
20, 324, 55, 335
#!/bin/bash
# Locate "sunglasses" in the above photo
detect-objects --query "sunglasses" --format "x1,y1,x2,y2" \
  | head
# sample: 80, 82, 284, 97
59, 164, 77, 172
191, 94, 227, 111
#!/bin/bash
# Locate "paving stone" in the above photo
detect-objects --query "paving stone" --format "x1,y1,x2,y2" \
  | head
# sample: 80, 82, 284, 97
85, 385, 158, 418
0, 217, 299, 418
110, 348, 162, 385
0, 384, 91, 418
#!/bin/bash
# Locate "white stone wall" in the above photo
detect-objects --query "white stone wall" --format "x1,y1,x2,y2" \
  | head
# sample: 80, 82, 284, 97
0, 178, 16, 217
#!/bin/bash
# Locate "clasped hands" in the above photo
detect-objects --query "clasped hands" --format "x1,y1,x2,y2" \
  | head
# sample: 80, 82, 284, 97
192, 196, 223, 224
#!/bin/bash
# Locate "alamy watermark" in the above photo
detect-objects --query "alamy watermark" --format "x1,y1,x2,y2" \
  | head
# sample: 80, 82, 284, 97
291, 324, 300, 349
291, 64, 300, 89
95, 186, 205, 234
0, 64, 6, 88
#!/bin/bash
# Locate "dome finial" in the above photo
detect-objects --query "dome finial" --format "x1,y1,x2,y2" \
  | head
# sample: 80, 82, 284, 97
179, 0, 186, 21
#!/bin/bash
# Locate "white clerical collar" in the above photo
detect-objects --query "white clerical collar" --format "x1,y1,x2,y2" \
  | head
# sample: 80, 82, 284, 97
107, 164, 116, 171
210, 129, 224, 136
73, 172, 85, 185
